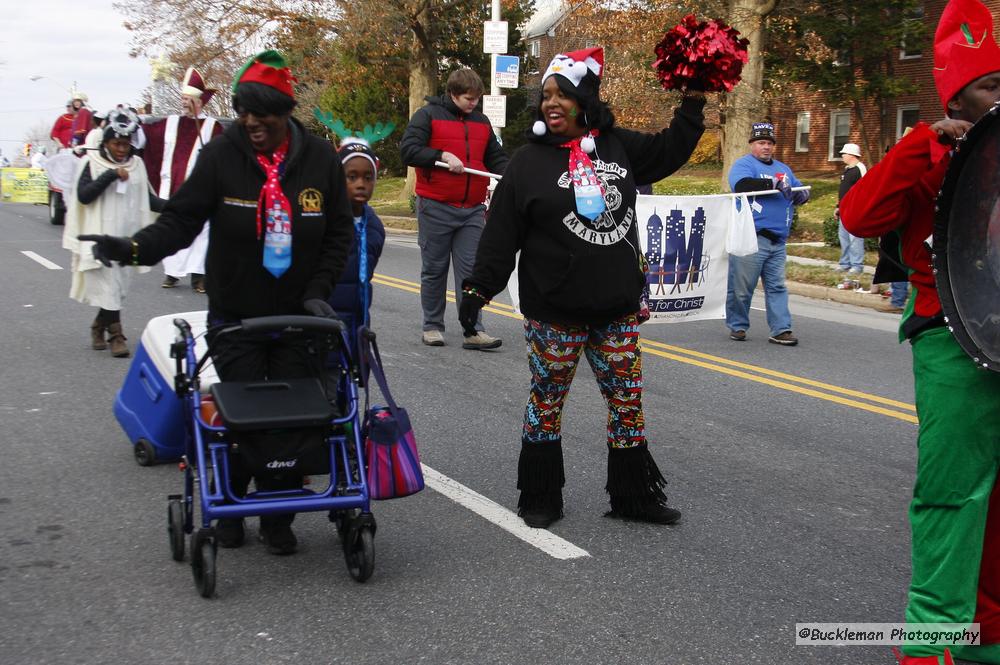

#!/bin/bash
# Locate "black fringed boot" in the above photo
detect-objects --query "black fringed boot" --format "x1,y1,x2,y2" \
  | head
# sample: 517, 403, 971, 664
517, 439, 565, 528
605, 444, 681, 524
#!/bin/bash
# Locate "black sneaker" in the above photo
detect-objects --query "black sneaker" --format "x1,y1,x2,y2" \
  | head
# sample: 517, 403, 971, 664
258, 522, 297, 555
520, 506, 562, 529
637, 502, 682, 524
216, 518, 245, 548
729, 330, 747, 341
161, 276, 180, 288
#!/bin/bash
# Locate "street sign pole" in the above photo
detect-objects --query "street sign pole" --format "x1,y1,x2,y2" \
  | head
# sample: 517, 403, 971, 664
484, 0, 505, 143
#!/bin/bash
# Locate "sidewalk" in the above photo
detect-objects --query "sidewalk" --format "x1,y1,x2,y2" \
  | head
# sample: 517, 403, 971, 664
380, 221, 900, 314
783, 242, 901, 312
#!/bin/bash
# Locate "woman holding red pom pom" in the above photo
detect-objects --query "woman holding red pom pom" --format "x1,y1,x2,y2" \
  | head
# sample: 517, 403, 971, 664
458, 46, 706, 529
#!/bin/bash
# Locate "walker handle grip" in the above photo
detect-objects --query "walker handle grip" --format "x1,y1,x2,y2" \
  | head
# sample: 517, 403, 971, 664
240, 315, 345, 335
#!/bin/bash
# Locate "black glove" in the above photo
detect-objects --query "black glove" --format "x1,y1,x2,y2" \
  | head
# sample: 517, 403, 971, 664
77, 234, 132, 267
792, 189, 810, 205
685, 78, 706, 93
459, 293, 485, 337
303, 298, 338, 319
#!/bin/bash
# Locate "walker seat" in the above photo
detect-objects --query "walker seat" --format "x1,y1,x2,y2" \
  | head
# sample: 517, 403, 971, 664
209, 378, 335, 431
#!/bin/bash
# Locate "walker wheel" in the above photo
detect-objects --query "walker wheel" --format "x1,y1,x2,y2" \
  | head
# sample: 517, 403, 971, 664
190, 528, 217, 598
134, 439, 156, 467
330, 507, 359, 539
344, 524, 375, 583
167, 499, 185, 561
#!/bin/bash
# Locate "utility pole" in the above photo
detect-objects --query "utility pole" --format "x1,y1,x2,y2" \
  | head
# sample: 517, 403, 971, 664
483, 0, 518, 144
490, 0, 502, 144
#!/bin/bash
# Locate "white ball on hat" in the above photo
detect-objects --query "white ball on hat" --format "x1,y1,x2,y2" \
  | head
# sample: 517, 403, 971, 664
532, 120, 547, 136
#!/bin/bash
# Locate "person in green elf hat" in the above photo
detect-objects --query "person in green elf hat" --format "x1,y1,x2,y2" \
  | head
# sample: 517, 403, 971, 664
79, 50, 356, 556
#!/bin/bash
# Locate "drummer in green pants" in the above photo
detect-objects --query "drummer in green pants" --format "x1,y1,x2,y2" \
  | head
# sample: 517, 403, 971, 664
840, 0, 1000, 662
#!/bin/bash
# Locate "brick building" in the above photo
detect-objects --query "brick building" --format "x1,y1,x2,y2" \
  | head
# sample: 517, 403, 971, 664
770, 0, 1000, 172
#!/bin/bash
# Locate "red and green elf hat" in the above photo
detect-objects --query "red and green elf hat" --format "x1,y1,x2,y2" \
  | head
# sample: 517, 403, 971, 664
933, 0, 1000, 112
231, 49, 297, 98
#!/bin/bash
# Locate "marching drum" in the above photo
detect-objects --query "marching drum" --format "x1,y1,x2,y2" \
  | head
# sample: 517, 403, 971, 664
933, 102, 1000, 372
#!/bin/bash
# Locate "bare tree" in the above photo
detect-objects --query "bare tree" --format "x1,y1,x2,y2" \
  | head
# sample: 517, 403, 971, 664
721, 0, 779, 189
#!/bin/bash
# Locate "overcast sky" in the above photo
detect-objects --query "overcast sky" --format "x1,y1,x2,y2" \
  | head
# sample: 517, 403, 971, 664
0, 1, 150, 155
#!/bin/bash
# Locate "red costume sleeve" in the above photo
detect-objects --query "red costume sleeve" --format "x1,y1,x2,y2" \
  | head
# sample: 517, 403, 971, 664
840, 123, 948, 238
142, 119, 168, 195
51, 114, 73, 148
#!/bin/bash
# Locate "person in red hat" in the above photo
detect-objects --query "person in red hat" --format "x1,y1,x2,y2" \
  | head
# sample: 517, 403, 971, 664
142, 67, 224, 293
458, 46, 705, 529
79, 49, 356, 556
840, 1, 1000, 662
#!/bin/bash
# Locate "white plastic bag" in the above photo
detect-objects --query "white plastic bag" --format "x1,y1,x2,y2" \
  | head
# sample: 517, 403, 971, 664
726, 194, 759, 257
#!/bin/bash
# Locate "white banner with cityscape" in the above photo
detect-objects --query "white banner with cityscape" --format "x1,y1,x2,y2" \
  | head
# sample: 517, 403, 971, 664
636, 194, 732, 323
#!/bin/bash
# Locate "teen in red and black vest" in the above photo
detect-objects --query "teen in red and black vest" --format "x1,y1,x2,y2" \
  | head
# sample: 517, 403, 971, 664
400, 68, 508, 350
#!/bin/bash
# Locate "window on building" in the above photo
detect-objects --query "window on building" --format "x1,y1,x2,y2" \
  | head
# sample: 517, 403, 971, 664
900, 6, 925, 59
529, 39, 540, 58
829, 111, 851, 160
795, 112, 810, 152
896, 105, 920, 140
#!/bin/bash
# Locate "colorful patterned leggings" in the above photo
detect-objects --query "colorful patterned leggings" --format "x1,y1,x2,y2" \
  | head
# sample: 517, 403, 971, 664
523, 314, 644, 449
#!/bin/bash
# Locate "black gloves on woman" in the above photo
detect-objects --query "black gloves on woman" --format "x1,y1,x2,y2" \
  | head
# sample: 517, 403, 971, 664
302, 298, 338, 319
459, 285, 488, 336
77, 234, 132, 267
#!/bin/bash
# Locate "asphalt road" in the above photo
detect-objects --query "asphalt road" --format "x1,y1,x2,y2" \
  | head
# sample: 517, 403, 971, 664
1, 200, 926, 664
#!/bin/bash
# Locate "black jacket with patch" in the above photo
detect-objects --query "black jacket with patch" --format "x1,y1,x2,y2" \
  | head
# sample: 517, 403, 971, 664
132, 118, 355, 322
469, 97, 705, 326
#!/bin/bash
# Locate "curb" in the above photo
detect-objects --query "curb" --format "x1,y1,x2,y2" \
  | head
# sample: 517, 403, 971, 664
785, 281, 901, 313
379, 218, 897, 314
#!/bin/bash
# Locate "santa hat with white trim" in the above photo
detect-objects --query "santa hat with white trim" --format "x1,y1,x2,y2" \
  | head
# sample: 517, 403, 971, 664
180, 67, 216, 106
541, 46, 604, 100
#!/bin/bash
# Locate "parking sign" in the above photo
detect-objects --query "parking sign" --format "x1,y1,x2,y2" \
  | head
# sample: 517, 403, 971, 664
493, 54, 520, 89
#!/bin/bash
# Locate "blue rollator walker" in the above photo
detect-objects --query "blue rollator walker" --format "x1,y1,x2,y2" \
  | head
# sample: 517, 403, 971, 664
166, 314, 376, 597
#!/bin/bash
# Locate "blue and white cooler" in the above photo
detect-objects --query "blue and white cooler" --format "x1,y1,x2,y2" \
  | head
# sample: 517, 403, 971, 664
114, 310, 218, 465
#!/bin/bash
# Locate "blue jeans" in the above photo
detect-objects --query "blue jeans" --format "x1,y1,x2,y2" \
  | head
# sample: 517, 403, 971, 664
726, 235, 792, 337
890, 281, 909, 308
838, 220, 865, 272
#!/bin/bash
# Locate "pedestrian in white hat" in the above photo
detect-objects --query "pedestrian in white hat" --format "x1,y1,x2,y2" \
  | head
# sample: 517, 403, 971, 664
835, 143, 867, 273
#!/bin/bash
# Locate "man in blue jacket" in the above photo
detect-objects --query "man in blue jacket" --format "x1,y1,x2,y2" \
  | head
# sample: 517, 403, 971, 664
725, 122, 809, 346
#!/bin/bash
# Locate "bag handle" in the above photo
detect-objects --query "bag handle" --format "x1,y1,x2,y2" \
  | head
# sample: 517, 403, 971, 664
358, 327, 401, 421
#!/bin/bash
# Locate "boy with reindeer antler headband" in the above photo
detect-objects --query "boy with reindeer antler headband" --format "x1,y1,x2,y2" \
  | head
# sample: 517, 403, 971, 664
313, 110, 391, 340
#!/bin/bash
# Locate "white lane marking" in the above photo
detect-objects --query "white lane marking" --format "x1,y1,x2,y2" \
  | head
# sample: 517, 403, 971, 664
21, 251, 62, 270
422, 464, 590, 560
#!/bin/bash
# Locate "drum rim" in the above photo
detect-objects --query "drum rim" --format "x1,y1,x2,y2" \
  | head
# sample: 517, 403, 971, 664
933, 100, 1000, 372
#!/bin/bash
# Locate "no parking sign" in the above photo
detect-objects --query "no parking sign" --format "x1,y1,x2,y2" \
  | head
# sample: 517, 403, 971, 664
493, 55, 519, 89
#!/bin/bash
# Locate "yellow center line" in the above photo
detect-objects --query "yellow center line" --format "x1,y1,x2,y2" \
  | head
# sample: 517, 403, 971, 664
641, 339, 916, 412
372, 271, 918, 424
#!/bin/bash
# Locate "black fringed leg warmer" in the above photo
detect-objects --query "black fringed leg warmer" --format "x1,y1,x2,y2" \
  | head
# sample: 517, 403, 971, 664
516, 438, 565, 515
605, 443, 668, 515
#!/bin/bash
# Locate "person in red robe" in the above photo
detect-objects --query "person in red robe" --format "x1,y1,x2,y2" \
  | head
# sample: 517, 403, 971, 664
69, 93, 92, 150
50, 102, 74, 148
142, 67, 223, 292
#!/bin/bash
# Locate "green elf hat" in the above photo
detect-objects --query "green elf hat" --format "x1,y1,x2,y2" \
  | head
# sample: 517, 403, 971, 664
231, 49, 297, 98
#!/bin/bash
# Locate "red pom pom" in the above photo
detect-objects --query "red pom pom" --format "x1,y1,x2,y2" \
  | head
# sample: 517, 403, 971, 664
651, 15, 750, 93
